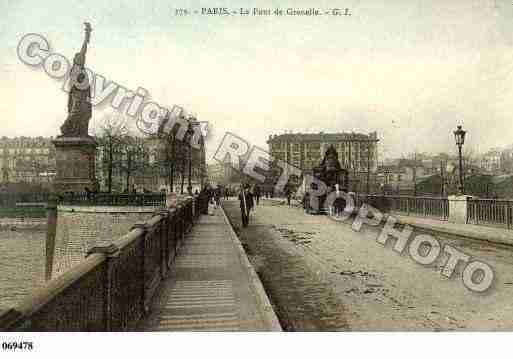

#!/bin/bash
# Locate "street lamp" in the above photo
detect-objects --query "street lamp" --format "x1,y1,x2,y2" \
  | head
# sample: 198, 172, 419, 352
186, 121, 195, 195
169, 128, 176, 193
453, 125, 467, 194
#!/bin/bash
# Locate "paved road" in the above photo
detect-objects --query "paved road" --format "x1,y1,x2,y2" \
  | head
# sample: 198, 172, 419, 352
223, 199, 513, 331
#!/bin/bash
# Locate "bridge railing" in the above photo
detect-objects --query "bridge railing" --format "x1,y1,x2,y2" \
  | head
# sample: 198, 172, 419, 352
0, 192, 50, 207
0, 192, 167, 207
59, 192, 166, 207
0, 195, 202, 332
354, 194, 449, 221
467, 198, 513, 229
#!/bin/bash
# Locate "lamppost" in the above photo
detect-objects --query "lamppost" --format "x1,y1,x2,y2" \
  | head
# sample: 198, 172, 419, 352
169, 129, 176, 193
186, 121, 194, 195
453, 125, 467, 194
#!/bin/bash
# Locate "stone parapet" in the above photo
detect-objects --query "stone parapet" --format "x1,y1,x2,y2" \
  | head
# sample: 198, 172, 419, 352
447, 195, 473, 224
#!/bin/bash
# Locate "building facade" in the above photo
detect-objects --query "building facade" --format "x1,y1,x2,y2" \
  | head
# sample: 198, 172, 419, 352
267, 131, 379, 173
481, 149, 502, 174
207, 157, 236, 185
95, 134, 206, 193
0, 136, 56, 187
0, 133, 207, 193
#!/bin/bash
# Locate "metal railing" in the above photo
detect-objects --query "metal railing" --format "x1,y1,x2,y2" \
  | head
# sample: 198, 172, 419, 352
467, 198, 513, 229
59, 192, 166, 207
353, 194, 449, 221
0, 192, 50, 207
349, 193, 513, 230
0, 196, 203, 331
0, 192, 166, 210
0, 207, 47, 218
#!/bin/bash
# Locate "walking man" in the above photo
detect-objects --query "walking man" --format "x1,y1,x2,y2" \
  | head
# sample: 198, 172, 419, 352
285, 185, 292, 206
214, 186, 221, 207
254, 184, 261, 206
239, 183, 254, 227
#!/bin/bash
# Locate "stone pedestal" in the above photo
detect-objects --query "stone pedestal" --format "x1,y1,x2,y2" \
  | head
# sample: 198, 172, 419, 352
448, 195, 472, 224
52, 136, 97, 193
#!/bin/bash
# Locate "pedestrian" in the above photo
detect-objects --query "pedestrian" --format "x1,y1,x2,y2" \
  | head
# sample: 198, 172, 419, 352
286, 186, 292, 206
214, 187, 221, 206
238, 183, 254, 227
84, 186, 92, 200
206, 185, 213, 203
254, 184, 261, 206
208, 196, 216, 215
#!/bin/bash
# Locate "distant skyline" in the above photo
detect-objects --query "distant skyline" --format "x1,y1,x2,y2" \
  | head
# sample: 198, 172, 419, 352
2, 0, 513, 162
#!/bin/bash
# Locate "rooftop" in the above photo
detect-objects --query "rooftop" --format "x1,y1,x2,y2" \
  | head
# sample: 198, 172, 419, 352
267, 132, 378, 143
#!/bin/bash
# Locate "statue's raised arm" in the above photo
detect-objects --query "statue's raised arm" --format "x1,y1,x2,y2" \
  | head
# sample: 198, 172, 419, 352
74, 22, 92, 67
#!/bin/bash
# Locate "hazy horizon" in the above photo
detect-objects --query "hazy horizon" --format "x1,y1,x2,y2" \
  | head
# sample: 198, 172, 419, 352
2, 0, 513, 162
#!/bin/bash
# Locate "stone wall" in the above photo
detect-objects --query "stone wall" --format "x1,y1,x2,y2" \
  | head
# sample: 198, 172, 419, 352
52, 206, 157, 277
0, 217, 46, 230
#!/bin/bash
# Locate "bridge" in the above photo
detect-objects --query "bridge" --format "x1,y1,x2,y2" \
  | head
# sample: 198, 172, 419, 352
2, 189, 513, 331
0, 194, 281, 331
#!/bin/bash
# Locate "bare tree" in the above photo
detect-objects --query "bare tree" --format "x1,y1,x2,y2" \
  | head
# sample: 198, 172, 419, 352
156, 114, 194, 193
118, 135, 148, 192
462, 147, 479, 174
1, 166, 9, 184
94, 115, 128, 193
412, 152, 418, 197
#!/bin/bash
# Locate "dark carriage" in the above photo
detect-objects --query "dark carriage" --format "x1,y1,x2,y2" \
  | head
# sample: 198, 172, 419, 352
303, 145, 349, 215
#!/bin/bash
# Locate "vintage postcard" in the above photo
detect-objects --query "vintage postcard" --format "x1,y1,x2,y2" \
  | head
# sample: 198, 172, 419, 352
0, 0, 512, 357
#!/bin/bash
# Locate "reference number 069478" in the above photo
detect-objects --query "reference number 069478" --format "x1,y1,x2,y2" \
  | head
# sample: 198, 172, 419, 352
2, 342, 34, 351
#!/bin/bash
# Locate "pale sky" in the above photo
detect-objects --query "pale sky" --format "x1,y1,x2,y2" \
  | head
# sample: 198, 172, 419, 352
1, 0, 513, 162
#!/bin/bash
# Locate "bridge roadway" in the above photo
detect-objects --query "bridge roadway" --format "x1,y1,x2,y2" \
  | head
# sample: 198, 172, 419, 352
223, 198, 513, 331
139, 206, 281, 331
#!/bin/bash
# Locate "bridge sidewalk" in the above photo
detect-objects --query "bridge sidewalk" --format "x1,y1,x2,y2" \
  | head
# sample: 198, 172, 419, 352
394, 214, 513, 246
138, 205, 282, 331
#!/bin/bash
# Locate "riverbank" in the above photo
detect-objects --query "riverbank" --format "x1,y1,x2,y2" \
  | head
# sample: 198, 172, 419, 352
0, 228, 46, 311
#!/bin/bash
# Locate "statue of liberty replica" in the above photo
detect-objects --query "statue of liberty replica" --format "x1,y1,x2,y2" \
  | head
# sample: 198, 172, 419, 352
53, 22, 98, 193
60, 22, 92, 138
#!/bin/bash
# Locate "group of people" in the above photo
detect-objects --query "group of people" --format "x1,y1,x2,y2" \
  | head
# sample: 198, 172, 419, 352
237, 183, 298, 227
201, 182, 262, 228
203, 185, 223, 214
